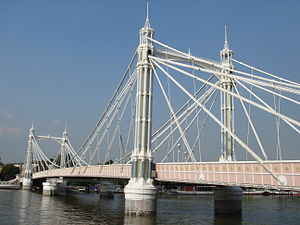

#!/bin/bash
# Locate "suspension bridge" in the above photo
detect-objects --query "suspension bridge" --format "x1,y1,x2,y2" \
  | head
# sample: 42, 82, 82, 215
21, 7, 300, 216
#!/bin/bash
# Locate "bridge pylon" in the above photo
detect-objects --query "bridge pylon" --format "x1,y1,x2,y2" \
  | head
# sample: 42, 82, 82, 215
219, 26, 235, 162
59, 128, 69, 168
22, 125, 34, 190
124, 8, 157, 216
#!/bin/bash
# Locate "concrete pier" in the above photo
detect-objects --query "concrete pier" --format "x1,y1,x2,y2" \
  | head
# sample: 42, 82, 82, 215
42, 181, 57, 196
42, 178, 66, 196
22, 179, 32, 190
124, 214, 156, 225
124, 178, 157, 216
213, 186, 243, 216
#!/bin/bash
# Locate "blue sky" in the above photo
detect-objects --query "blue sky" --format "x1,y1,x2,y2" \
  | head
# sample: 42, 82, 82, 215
0, 0, 299, 163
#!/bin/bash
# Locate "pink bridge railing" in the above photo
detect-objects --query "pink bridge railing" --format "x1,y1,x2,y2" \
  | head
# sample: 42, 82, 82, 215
32, 160, 300, 191
33, 164, 131, 179
155, 161, 300, 190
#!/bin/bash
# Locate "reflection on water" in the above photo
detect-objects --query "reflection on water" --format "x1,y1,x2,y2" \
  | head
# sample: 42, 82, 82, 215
124, 215, 156, 225
214, 215, 242, 225
40, 193, 125, 224
0, 190, 300, 225
19, 190, 34, 224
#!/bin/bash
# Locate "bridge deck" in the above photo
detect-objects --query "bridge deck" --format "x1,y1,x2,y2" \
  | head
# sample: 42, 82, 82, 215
32, 161, 300, 191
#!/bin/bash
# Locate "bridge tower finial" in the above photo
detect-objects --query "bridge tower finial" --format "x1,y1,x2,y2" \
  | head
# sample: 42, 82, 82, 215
143, 2, 152, 30
31, 120, 35, 132
63, 122, 68, 136
146, 2, 149, 19
220, 25, 233, 62
224, 25, 229, 49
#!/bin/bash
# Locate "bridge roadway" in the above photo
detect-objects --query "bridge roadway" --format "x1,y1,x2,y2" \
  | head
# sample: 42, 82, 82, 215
32, 160, 300, 191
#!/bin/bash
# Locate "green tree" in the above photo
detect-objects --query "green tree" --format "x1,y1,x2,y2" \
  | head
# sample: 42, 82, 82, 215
0, 164, 20, 181
104, 160, 113, 165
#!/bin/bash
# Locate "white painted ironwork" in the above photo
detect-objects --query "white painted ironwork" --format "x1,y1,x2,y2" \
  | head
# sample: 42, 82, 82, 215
24, 10, 300, 191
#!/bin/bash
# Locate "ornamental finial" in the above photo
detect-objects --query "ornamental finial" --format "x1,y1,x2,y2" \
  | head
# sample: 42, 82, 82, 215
144, 2, 151, 29
224, 25, 230, 49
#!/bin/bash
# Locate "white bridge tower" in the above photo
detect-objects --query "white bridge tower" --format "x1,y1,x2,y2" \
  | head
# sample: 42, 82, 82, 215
219, 27, 235, 161
22, 126, 34, 190
124, 7, 157, 216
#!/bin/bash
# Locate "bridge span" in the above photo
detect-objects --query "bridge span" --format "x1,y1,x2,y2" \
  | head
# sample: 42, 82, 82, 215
32, 161, 300, 191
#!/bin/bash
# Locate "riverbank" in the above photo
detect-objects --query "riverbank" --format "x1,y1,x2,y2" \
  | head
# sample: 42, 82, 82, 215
0, 181, 20, 190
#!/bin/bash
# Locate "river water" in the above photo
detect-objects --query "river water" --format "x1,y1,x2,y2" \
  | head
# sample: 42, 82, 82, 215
0, 190, 299, 225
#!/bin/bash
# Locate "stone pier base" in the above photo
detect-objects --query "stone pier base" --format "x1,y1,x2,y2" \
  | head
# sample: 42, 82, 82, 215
124, 178, 157, 216
42, 178, 67, 196
213, 186, 243, 216
22, 179, 32, 190
124, 215, 156, 225
42, 181, 57, 196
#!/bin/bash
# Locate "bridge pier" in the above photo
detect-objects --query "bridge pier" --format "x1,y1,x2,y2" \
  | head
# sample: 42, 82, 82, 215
213, 186, 243, 216
124, 214, 156, 225
42, 178, 67, 196
42, 181, 57, 196
124, 178, 157, 216
22, 178, 33, 190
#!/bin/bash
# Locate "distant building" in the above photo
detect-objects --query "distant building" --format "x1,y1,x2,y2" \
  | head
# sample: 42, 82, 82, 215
0, 163, 23, 174
13, 163, 23, 170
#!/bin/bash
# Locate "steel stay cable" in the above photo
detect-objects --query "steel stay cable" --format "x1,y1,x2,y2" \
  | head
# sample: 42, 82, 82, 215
148, 37, 300, 90
234, 83, 268, 160
186, 92, 218, 162
160, 89, 217, 163
68, 71, 137, 171
232, 58, 300, 86
235, 79, 300, 134
246, 68, 254, 160
274, 90, 282, 160
83, 77, 136, 173
75, 50, 138, 156
152, 58, 285, 184
114, 85, 215, 164
152, 80, 215, 143
32, 135, 59, 167
32, 145, 43, 172
150, 56, 300, 99
150, 57, 300, 128
192, 60, 202, 162
90, 74, 136, 159
80, 70, 138, 158
151, 61, 201, 176
153, 85, 217, 156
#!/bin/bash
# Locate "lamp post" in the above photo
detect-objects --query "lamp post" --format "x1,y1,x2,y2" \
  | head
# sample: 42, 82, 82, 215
177, 144, 181, 162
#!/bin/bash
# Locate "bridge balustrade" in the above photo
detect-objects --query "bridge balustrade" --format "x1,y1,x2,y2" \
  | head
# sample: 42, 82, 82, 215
33, 164, 131, 179
156, 161, 300, 190
32, 161, 300, 190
